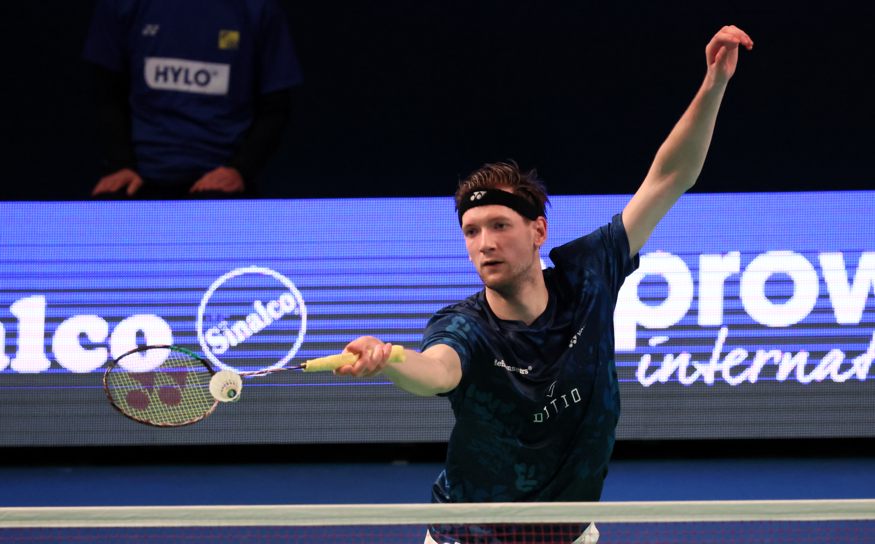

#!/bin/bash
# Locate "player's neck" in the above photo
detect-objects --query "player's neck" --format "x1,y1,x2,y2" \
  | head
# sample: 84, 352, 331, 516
485, 272, 548, 326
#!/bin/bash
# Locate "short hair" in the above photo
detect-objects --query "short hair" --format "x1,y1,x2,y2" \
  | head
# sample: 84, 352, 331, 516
454, 161, 550, 219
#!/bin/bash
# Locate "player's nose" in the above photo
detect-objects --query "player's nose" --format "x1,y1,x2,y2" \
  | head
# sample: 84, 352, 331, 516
477, 230, 495, 252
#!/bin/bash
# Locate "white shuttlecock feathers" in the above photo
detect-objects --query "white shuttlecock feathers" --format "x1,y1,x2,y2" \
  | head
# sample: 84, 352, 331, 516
209, 370, 243, 402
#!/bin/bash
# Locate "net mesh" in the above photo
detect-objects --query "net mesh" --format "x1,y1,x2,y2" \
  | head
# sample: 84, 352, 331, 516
1, 500, 873, 543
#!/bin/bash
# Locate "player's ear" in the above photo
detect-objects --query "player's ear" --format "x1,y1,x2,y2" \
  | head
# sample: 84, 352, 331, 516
533, 216, 547, 246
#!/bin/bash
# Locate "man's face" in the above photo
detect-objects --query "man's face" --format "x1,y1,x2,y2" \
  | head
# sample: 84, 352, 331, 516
461, 205, 546, 294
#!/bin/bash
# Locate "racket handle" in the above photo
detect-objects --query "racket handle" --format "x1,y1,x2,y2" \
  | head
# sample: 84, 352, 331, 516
303, 345, 406, 372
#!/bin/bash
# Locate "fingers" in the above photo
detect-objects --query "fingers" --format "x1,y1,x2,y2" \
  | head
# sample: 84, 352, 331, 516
190, 167, 245, 193
92, 176, 113, 196
351, 342, 393, 377
720, 25, 754, 50
191, 179, 243, 193
704, 25, 753, 83
126, 175, 143, 196
189, 172, 212, 193
335, 338, 393, 377
706, 25, 753, 63
92, 168, 140, 196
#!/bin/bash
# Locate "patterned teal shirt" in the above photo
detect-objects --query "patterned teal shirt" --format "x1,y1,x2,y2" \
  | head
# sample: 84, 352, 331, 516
422, 214, 638, 530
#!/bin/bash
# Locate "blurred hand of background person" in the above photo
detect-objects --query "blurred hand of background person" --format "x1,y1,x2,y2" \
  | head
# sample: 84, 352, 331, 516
92, 168, 144, 197
189, 166, 245, 194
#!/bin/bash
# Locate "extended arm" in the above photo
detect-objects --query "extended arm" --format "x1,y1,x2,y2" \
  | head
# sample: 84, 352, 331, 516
622, 25, 754, 256
334, 337, 462, 396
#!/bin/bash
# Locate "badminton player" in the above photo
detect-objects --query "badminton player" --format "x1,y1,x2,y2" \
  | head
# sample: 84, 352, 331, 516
337, 25, 753, 544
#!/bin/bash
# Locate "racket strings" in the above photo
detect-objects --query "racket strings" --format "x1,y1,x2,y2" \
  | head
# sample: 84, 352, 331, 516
106, 350, 216, 426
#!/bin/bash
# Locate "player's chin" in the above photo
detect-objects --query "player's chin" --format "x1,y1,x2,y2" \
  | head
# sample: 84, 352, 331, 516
478, 267, 505, 285
480, 276, 513, 294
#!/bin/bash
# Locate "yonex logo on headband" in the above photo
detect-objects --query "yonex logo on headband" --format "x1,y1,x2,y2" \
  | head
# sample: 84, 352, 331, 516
457, 189, 542, 225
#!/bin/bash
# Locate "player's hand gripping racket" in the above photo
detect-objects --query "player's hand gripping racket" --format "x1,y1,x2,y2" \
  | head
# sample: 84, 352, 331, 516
103, 344, 405, 427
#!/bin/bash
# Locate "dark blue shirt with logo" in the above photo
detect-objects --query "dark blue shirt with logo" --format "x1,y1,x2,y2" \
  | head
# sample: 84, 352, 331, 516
83, 0, 302, 183
422, 214, 639, 541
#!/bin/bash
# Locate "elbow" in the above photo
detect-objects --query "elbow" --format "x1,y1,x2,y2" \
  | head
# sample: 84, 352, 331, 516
682, 176, 698, 192
650, 151, 704, 192
411, 387, 445, 397
407, 382, 454, 397
423, 375, 459, 397
385, 366, 460, 397
654, 171, 698, 194
671, 166, 701, 192
420, 368, 461, 397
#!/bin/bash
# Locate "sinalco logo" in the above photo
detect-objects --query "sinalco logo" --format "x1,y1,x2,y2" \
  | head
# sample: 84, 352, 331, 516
196, 266, 307, 372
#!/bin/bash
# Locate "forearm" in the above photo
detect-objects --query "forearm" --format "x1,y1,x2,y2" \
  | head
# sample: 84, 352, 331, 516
620, 26, 751, 256
381, 350, 459, 397
89, 63, 136, 173
646, 77, 728, 189
337, 338, 461, 396
229, 88, 294, 182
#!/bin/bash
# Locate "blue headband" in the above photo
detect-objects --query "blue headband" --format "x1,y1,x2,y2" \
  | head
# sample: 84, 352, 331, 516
457, 189, 542, 225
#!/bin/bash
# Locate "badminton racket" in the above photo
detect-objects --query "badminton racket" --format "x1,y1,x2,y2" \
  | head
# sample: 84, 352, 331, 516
103, 344, 405, 427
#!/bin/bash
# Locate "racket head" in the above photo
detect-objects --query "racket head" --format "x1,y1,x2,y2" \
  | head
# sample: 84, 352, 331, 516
103, 345, 219, 427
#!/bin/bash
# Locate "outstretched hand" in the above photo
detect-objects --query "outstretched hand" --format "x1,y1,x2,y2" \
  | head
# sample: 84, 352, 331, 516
334, 336, 395, 378
706, 25, 754, 85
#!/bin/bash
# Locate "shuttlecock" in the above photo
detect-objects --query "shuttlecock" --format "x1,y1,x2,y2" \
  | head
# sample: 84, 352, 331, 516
209, 370, 243, 402
573, 523, 599, 544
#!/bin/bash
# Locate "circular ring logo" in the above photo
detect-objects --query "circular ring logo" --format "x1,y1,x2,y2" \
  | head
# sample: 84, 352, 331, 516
197, 266, 307, 372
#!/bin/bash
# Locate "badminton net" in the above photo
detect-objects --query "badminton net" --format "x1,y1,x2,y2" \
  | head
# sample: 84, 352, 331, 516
1, 499, 874, 543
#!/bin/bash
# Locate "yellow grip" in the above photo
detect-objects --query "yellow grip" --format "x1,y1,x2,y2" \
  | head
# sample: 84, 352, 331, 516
303, 345, 406, 372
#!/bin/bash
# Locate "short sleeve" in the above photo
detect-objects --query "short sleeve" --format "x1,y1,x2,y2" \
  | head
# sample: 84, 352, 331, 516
81, 0, 129, 73
257, 0, 304, 94
549, 213, 640, 298
420, 307, 476, 375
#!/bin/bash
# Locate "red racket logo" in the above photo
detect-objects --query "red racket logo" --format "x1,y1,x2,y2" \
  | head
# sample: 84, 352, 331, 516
125, 369, 189, 411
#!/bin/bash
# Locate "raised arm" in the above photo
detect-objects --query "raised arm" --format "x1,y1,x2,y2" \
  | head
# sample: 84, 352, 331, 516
334, 336, 462, 396
622, 25, 754, 256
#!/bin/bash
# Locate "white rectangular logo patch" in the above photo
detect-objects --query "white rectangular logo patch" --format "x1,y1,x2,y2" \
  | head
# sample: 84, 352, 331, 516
144, 57, 230, 95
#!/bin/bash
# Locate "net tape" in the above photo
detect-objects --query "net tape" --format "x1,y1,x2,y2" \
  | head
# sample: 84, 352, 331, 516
1, 500, 873, 528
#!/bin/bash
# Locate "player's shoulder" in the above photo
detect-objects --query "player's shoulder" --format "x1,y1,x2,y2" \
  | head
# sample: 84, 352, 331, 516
428, 291, 487, 324
549, 214, 624, 262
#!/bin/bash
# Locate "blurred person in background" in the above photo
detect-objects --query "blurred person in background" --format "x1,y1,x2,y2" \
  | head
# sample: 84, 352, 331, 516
83, 0, 302, 198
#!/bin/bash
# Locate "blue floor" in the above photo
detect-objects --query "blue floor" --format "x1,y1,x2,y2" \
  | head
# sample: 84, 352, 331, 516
3, 457, 874, 507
